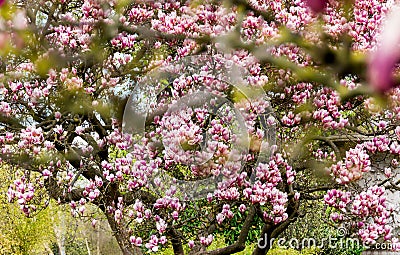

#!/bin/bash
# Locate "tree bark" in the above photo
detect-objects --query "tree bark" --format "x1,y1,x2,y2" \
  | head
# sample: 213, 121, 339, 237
252, 199, 300, 255
252, 224, 273, 255
97, 228, 100, 255
168, 228, 184, 255
190, 206, 256, 255
105, 212, 143, 255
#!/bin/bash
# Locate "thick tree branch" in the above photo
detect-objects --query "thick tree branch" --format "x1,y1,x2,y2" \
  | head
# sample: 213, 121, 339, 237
191, 206, 256, 255
252, 199, 300, 255
168, 228, 184, 255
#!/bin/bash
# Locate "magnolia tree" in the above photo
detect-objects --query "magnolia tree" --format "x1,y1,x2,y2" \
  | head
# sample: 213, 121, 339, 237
2, 0, 400, 254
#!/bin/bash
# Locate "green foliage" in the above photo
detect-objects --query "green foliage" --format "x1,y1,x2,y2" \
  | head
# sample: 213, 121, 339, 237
205, 235, 256, 255
300, 247, 322, 255
276, 199, 365, 255
268, 247, 301, 255
268, 246, 321, 255
109, 145, 129, 160
51, 241, 89, 255
0, 165, 55, 255
319, 239, 364, 255
215, 209, 263, 245
0, 165, 121, 255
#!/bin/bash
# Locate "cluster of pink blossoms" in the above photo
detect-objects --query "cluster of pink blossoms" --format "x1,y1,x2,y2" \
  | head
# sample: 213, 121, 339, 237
215, 186, 241, 201
199, 234, 214, 247
349, 0, 392, 50
0, 101, 12, 116
325, 186, 399, 247
2, 0, 400, 252
242, 154, 293, 224
388, 88, 400, 119
313, 87, 349, 129
330, 145, 371, 184
158, 107, 206, 166
144, 234, 167, 252
107, 129, 133, 150
18, 126, 44, 151
127, 197, 181, 250
364, 135, 391, 153
7, 176, 36, 216
324, 189, 352, 215
216, 204, 234, 224
82, 0, 113, 19
82, 179, 101, 202
352, 186, 400, 249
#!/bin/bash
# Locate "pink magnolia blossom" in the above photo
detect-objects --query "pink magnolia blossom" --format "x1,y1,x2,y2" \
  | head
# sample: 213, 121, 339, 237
130, 236, 143, 247
188, 240, 195, 249
200, 234, 214, 247
368, 5, 400, 93
145, 235, 159, 252
91, 219, 97, 228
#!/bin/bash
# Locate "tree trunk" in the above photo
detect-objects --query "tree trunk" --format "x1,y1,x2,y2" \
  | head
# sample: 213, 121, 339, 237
252, 224, 273, 255
105, 212, 143, 255
97, 228, 100, 255
252, 201, 300, 255
168, 228, 184, 255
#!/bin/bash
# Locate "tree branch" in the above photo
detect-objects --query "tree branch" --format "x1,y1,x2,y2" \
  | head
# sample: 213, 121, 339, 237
191, 206, 256, 255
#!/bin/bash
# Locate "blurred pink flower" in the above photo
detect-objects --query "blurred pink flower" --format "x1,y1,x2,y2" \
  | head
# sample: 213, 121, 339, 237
0, 0, 5, 7
368, 5, 400, 93
0, 33, 9, 49
303, 0, 328, 13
